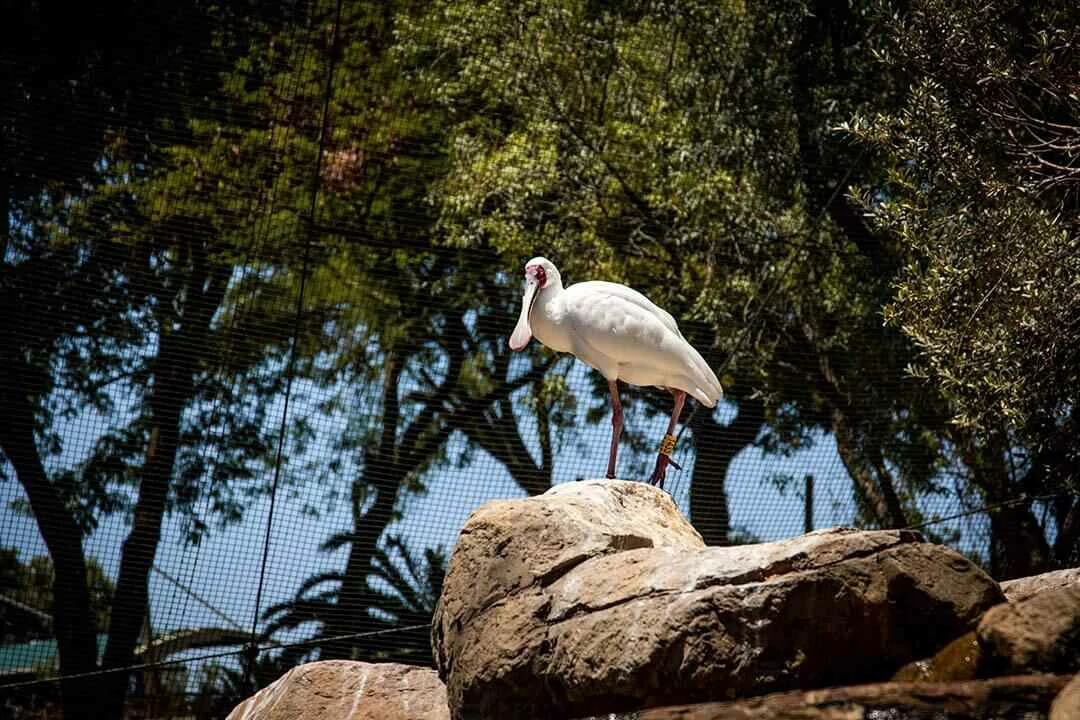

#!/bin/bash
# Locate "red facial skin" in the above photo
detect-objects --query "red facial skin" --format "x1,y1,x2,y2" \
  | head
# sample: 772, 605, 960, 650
525, 264, 547, 288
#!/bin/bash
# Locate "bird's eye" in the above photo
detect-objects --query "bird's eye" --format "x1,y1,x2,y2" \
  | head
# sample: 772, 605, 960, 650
525, 264, 547, 288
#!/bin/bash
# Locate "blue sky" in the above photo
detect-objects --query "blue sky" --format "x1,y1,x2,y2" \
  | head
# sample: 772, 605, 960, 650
1, 357, 986, 675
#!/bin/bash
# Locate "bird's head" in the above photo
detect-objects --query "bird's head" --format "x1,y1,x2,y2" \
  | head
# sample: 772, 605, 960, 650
509, 256, 561, 351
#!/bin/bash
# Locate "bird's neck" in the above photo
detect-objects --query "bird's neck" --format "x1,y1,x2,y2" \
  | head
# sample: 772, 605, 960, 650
535, 281, 564, 319
529, 280, 572, 353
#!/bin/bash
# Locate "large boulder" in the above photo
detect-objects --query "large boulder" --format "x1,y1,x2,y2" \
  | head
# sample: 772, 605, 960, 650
433, 480, 1006, 720
225, 660, 449, 720
977, 582, 1080, 675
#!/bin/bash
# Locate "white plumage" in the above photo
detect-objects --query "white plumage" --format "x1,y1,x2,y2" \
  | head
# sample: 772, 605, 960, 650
509, 256, 722, 487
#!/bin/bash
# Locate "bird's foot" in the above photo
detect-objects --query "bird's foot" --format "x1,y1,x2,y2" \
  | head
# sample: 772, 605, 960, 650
647, 454, 681, 490
648, 469, 666, 490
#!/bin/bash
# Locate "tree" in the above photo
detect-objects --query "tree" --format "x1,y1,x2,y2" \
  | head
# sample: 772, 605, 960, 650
1, 3, 299, 717
845, 0, 1080, 576
201, 0, 573, 666
4, 0, 565, 712
0, 549, 114, 644
2, 4, 222, 716
400, 0, 952, 545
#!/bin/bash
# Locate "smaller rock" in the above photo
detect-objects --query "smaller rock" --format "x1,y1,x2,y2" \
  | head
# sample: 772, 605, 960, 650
1001, 567, 1080, 604
892, 630, 982, 682
978, 583, 1080, 675
1051, 672, 1080, 720
225, 660, 449, 720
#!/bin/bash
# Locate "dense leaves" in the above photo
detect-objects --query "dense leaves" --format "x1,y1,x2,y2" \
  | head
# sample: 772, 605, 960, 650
0, 550, 114, 643
397, 0, 956, 540
846, 0, 1080, 572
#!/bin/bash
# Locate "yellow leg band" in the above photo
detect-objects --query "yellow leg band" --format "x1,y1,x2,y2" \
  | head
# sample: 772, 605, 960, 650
659, 433, 677, 457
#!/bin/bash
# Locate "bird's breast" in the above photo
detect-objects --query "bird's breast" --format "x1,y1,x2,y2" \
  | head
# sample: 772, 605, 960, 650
531, 302, 572, 354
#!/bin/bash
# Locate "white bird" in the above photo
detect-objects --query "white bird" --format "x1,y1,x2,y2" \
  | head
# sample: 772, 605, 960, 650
509, 256, 722, 488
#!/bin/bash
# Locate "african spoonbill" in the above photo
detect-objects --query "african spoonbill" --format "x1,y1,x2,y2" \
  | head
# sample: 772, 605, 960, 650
509, 256, 722, 488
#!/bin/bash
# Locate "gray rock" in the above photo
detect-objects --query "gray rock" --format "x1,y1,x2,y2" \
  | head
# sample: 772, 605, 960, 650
1001, 567, 1080, 604
978, 582, 1080, 675
434, 480, 1006, 720
225, 660, 449, 720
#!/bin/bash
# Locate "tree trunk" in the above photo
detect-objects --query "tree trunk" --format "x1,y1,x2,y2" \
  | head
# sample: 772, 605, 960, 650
954, 430, 1052, 580
833, 411, 907, 528
322, 353, 406, 660
97, 250, 229, 719
982, 461, 1051, 581
321, 347, 459, 662
689, 398, 764, 546
321, 460, 402, 660
988, 504, 1053, 580
0, 360, 99, 720
1052, 495, 1080, 567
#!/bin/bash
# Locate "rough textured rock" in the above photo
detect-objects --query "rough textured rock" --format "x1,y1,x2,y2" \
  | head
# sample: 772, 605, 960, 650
1050, 672, 1080, 720
225, 660, 449, 720
600, 674, 1072, 720
434, 480, 1006, 720
892, 630, 982, 682
1001, 567, 1080, 603
978, 582, 1080, 675
433, 479, 704, 638
893, 568, 1080, 684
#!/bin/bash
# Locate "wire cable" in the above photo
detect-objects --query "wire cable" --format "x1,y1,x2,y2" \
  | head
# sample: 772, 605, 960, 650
0, 624, 430, 691
247, 0, 347, 688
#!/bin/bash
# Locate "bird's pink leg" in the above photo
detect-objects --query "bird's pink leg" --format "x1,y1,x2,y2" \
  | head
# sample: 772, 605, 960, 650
649, 389, 686, 489
606, 380, 623, 479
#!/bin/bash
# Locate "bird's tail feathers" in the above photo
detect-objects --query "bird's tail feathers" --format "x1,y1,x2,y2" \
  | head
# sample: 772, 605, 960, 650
689, 384, 718, 408
669, 371, 721, 408
684, 346, 723, 407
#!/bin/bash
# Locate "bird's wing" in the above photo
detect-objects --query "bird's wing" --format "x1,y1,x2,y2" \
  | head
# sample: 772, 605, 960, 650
568, 281, 684, 339
562, 283, 722, 406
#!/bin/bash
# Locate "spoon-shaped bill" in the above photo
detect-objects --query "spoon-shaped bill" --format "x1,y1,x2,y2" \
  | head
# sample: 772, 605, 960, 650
509, 279, 539, 351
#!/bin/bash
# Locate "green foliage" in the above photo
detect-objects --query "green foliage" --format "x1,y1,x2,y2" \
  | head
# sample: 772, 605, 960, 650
841, 0, 1080, 571
260, 534, 446, 665
848, 1, 1080, 435
402, 0, 806, 338
846, 0, 1079, 525
0, 548, 114, 641
398, 0, 955, 536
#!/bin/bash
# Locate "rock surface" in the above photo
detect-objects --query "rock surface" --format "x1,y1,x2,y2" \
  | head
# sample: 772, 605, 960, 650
978, 582, 1080, 675
599, 674, 1072, 720
433, 479, 1006, 720
225, 660, 449, 720
891, 630, 982, 682
1001, 567, 1080, 603
1051, 672, 1080, 720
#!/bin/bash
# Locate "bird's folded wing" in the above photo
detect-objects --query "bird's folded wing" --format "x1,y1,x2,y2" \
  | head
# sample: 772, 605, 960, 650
564, 287, 722, 405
